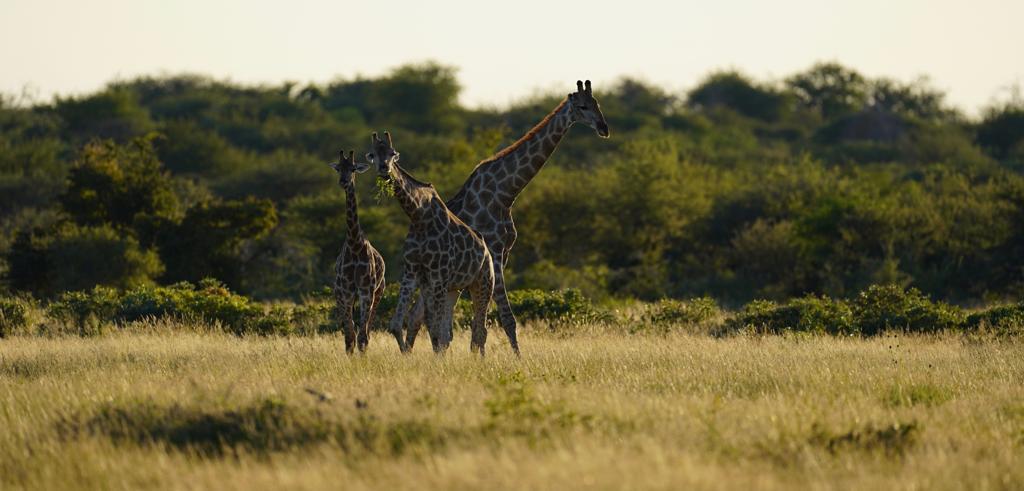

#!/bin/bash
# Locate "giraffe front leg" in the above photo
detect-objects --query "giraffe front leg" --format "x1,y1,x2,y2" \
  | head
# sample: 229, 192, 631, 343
356, 294, 372, 353
367, 279, 384, 343
492, 253, 520, 355
336, 296, 356, 354
388, 267, 416, 352
405, 292, 426, 350
440, 290, 460, 348
424, 285, 450, 354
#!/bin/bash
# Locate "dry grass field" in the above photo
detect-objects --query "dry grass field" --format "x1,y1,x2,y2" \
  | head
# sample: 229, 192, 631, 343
2, 327, 1022, 490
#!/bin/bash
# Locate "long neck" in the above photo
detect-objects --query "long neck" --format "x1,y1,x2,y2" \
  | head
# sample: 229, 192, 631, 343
388, 165, 435, 220
343, 181, 364, 245
492, 99, 575, 203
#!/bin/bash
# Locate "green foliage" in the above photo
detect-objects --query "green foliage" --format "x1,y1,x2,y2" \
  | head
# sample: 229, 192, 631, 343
965, 302, 1024, 335
732, 286, 968, 336
852, 285, 965, 335
3, 62, 1024, 304
46, 280, 295, 336
373, 175, 395, 200
154, 120, 244, 176
640, 297, 720, 331
55, 89, 155, 141
505, 289, 608, 328
786, 62, 868, 119
977, 99, 1024, 162
732, 295, 856, 335
60, 136, 180, 231
7, 224, 163, 297
0, 296, 35, 337
46, 287, 121, 336
367, 62, 464, 134
158, 197, 278, 288
688, 71, 790, 122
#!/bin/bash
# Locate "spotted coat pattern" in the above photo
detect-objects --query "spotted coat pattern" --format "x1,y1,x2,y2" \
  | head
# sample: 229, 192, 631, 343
368, 132, 495, 354
330, 150, 385, 353
405, 81, 610, 354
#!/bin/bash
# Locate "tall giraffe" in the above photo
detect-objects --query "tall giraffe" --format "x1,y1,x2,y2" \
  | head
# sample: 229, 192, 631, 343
366, 132, 495, 354
404, 80, 610, 353
329, 149, 385, 353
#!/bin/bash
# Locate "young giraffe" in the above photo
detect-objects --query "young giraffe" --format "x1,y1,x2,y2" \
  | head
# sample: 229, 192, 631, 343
366, 131, 495, 354
403, 80, 610, 354
329, 149, 385, 354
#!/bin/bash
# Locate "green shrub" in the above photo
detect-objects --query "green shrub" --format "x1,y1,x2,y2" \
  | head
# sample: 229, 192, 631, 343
964, 302, 1024, 335
290, 299, 334, 335
637, 297, 721, 333
852, 284, 964, 335
505, 289, 607, 328
47, 279, 295, 336
732, 295, 855, 335
47, 286, 121, 336
0, 296, 36, 337
8, 224, 164, 297
116, 282, 192, 322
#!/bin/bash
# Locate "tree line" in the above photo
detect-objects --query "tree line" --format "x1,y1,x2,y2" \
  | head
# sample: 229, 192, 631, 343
1, 61, 1023, 305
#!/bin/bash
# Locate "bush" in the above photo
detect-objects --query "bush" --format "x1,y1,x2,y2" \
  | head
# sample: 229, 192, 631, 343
639, 297, 721, 332
505, 289, 608, 328
0, 296, 36, 337
47, 287, 121, 336
47, 279, 295, 336
7, 224, 165, 297
371, 288, 608, 333
732, 295, 855, 335
852, 284, 964, 335
964, 302, 1024, 335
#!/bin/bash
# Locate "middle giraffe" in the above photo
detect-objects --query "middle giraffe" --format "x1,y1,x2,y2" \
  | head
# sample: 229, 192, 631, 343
367, 131, 495, 354
404, 80, 610, 354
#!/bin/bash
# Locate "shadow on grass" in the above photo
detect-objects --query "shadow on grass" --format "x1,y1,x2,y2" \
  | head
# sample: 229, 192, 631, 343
56, 373, 606, 459
57, 397, 451, 458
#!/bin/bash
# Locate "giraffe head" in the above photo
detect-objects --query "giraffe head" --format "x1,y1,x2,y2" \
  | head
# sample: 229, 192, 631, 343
328, 149, 370, 187
366, 131, 401, 179
568, 80, 610, 138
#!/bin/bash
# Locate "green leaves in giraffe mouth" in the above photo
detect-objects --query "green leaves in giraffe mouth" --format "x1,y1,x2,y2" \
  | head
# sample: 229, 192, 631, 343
374, 176, 395, 202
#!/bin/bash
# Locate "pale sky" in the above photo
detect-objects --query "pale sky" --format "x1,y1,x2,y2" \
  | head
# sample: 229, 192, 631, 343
1, 0, 1022, 114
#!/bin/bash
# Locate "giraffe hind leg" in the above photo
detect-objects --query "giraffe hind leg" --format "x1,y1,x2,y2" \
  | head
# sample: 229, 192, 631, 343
492, 260, 520, 356
469, 277, 493, 356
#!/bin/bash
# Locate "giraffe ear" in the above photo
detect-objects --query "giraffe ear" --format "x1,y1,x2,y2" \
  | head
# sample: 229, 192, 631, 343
576, 80, 584, 92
